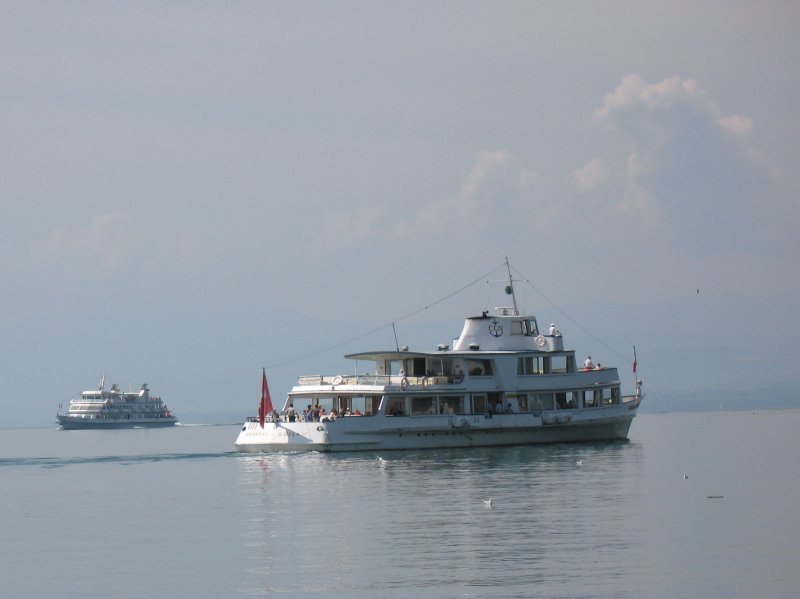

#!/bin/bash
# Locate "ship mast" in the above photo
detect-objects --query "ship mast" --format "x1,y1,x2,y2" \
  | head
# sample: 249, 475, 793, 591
504, 257, 519, 316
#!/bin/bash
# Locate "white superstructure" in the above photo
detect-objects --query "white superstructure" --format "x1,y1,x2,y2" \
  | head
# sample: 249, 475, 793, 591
57, 378, 177, 429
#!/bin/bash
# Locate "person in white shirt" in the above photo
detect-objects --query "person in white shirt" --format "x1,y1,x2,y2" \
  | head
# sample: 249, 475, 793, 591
583, 356, 594, 369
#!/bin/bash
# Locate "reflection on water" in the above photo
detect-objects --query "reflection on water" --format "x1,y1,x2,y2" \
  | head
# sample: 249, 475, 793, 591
236, 442, 645, 598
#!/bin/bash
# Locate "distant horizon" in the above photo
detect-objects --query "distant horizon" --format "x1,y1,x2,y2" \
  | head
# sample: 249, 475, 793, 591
14, 396, 800, 430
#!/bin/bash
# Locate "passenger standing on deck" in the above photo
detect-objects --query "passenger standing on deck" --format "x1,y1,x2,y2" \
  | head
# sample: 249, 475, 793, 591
548, 323, 561, 336
284, 404, 297, 422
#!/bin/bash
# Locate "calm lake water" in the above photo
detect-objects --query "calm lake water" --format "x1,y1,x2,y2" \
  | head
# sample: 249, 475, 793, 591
1, 411, 798, 598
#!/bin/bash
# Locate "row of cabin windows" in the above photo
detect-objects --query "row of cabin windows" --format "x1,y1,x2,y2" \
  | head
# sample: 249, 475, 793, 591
518, 355, 573, 375
385, 358, 494, 378
385, 354, 581, 380
290, 395, 383, 417
384, 388, 620, 416
72, 405, 156, 412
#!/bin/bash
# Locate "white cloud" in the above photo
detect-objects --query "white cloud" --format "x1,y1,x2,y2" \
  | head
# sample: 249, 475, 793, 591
415, 150, 543, 231
591, 74, 770, 246
594, 75, 716, 126
29, 212, 224, 292
718, 114, 753, 136
321, 205, 386, 244
32, 212, 148, 273
572, 157, 607, 193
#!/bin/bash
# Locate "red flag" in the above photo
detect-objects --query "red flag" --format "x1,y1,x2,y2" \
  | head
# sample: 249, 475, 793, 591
259, 368, 273, 428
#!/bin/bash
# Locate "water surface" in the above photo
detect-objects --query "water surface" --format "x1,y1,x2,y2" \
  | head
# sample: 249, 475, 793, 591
1, 412, 797, 598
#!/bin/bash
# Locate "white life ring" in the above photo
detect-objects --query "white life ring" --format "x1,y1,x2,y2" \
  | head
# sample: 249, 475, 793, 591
332, 375, 343, 385
400, 377, 409, 390
536, 335, 547, 348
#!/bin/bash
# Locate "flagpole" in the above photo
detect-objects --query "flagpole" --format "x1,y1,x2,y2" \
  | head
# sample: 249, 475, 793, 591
259, 368, 267, 428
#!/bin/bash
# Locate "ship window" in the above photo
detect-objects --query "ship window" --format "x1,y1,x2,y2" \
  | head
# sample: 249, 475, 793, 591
314, 397, 334, 415
385, 396, 406, 416
336, 396, 352, 414
549, 355, 568, 374
411, 358, 427, 376
466, 359, 493, 376
506, 393, 529, 412
471, 394, 488, 414
511, 320, 524, 335
386, 360, 404, 375
584, 390, 599, 408
367, 395, 381, 415
535, 393, 555, 411
603, 388, 618, 405
439, 396, 464, 414
518, 356, 544, 375
411, 396, 435, 416
432, 358, 453, 378
555, 392, 569, 409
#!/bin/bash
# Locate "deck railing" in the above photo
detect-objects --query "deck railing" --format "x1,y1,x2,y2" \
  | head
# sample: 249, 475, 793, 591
297, 374, 456, 389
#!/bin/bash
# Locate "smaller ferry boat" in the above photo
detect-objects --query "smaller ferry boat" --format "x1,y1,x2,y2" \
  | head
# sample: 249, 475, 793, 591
56, 377, 178, 429
236, 260, 643, 453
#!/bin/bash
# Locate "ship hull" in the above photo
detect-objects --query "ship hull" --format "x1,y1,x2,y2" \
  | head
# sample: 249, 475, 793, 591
56, 416, 178, 430
235, 405, 637, 453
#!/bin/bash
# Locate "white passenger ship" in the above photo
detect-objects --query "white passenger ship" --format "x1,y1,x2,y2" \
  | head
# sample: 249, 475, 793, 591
236, 265, 642, 452
57, 377, 178, 429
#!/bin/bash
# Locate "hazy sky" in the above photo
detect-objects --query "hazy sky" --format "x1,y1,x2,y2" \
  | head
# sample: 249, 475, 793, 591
2, 2, 798, 426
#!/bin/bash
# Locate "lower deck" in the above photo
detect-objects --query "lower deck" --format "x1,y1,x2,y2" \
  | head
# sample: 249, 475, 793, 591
235, 398, 639, 452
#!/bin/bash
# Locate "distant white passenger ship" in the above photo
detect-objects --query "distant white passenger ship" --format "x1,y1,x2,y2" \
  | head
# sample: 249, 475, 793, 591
57, 377, 178, 429
235, 261, 643, 452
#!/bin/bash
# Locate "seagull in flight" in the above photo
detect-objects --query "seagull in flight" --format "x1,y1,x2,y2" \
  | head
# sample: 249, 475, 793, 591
576, 460, 583, 466
483, 498, 493, 508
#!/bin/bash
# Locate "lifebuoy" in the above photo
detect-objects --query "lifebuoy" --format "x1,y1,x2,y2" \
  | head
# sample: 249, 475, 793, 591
400, 377, 409, 390
332, 375, 343, 385
536, 335, 547, 348
421, 377, 429, 388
